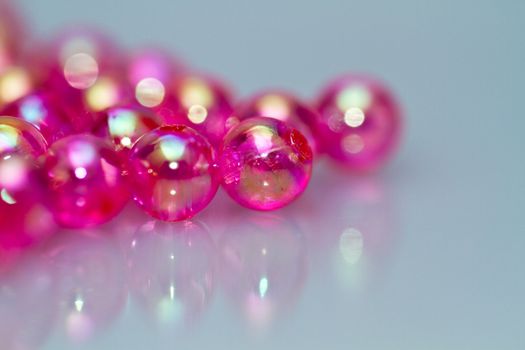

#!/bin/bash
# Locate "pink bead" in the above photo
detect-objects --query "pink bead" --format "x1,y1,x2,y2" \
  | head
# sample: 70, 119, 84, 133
315, 75, 402, 171
0, 116, 48, 158
1, 91, 74, 143
94, 105, 162, 153
220, 117, 313, 211
43, 135, 129, 228
0, 154, 56, 248
128, 125, 219, 221
159, 74, 235, 148
126, 48, 184, 109
235, 91, 320, 153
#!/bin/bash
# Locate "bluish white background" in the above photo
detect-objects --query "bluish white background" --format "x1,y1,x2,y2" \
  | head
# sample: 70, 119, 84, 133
8, 0, 525, 349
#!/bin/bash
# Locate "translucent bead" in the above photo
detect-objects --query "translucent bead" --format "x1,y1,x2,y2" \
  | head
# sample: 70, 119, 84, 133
220, 117, 313, 211
128, 125, 219, 221
0, 116, 48, 158
235, 91, 319, 152
94, 105, 162, 153
159, 74, 234, 148
1, 91, 74, 143
0, 154, 56, 248
315, 75, 402, 171
43, 135, 129, 228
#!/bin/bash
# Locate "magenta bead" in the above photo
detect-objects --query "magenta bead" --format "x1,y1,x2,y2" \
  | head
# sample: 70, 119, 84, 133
94, 105, 162, 153
43, 135, 129, 228
0, 116, 48, 158
159, 74, 235, 148
128, 125, 219, 221
1, 91, 74, 143
315, 75, 402, 171
220, 117, 313, 211
0, 154, 56, 248
235, 91, 319, 153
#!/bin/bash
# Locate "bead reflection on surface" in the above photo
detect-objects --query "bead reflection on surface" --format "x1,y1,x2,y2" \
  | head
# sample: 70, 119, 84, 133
128, 125, 219, 222
0, 154, 56, 248
219, 213, 307, 329
315, 75, 402, 171
1, 91, 74, 142
160, 74, 234, 147
235, 91, 319, 152
127, 220, 215, 329
43, 135, 129, 228
0, 116, 48, 157
95, 105, 162, 153
44, 230, 127, 342
220, 117, 313, 211
0, 251, 58, 350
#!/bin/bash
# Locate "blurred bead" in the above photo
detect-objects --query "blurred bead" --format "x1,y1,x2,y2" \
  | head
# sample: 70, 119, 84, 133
160, 74, 234, 148
315, 75, 402, 171
235, 91, 319, 152
0, 65, 36, 109
127, 48, 184, 109
94, 105, 162, 153
0, 116, 48, 158
1, 91, 74, 143
39, 28, 130, 132
43, 135, 129, 228
220, 117, 313, 211
129, 125, 219, 222
0, 1, 26, 72
0, 154, 56, 248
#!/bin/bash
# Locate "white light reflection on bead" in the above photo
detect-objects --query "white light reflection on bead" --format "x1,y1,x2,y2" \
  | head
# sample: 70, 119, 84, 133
1, 188, 16, 204
63, 53, 99, 90
0, 67, 32, 104
187, 104, 208, 124
169, 161, 179, 170
344, 107, 365, 128
121, 137, 132, 147
336, 85, 371, 111
74, 167, 87, 179
252, 126, 275, 156
68, 141, 96, 167
20, 96, 45, 124
257, 94, 291, 120
86, 77, 120, 111
159, 136, 186, 161
259, 277, 269, 298
136, 77, 165, 108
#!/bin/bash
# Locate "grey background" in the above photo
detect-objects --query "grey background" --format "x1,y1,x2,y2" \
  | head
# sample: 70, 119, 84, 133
9, 0, 525, 349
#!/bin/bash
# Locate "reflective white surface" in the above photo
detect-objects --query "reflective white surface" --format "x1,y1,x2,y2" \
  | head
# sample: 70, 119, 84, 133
3, 0, 525, 349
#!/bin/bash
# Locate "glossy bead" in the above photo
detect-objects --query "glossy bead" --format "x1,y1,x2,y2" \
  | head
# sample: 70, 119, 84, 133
160, 74, 234, 148
128, 125, 219, 221
235, 91, 319, 152
315, 75, 402, 171
1, 91, 74, 143
220, 117, 313, 211
43, 135, 129, 228
127, 48, 184, 109
94, 105, 162, 153
0, 154, 56, 248
0, 116, 48, 158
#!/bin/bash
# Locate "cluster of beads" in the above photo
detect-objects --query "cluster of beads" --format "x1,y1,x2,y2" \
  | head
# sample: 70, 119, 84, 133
0, 1, 402, 246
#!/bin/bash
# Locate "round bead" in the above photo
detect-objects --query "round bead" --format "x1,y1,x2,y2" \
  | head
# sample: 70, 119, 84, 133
160, 74, 234, 148
0, 116, 48, 158
235, 91, 319, 152
220, 117, 313, 211
94, 105, 162, 153
315, 75, 402, 171
0, 154, 56, 248
43, 135, 129, 228
1, 91, 74, 143
128, 125, 219, 221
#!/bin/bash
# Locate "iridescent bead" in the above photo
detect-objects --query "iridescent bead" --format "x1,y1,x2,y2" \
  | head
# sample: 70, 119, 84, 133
220, 117, 313, 211
160, 74, 234, 148
0, 116, 48, 158
40, 28, 129, 131
128, 125, 219, 221
1, 91, 74, 143
94, 105, 162, 153
127, 48, 184, 109
0, 154, 56, 248
235, 91, 319, 152
43, 135, 129, 228
315, 75, 402, 171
